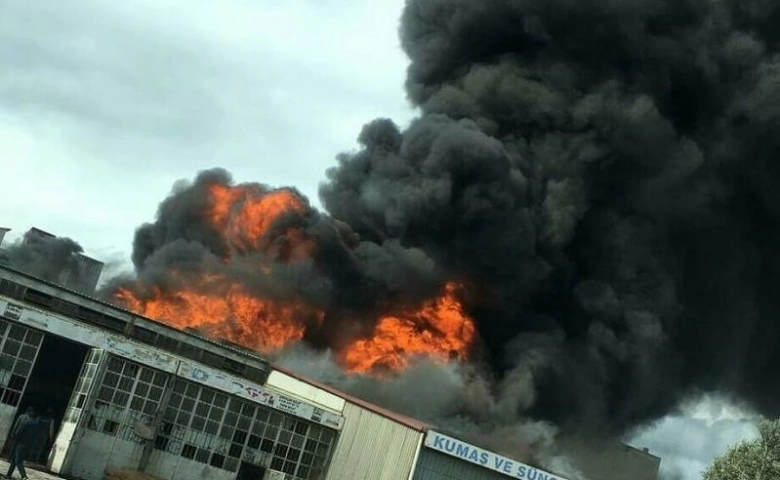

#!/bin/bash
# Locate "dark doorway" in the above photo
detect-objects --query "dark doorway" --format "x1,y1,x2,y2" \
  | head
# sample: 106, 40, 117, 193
237, 461, 266, 480
3, 333, 88, 461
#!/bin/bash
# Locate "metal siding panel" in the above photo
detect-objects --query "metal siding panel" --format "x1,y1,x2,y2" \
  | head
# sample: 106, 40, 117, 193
413, 450, 514, 480
325, 402, 423, 480
0, 404, 18, 448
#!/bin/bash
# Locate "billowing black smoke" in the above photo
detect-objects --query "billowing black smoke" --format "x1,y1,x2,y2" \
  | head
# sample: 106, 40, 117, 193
122, 168, 445, 349
2, 229, 86, 285
323, 0, 780, 432
119, 0, 780, 443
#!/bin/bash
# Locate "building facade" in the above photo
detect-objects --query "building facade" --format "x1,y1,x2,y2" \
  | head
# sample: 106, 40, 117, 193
0, 265, 343, 480
0, 264, 660, 480
266, 368, 429, 480
0, 227, 105, 295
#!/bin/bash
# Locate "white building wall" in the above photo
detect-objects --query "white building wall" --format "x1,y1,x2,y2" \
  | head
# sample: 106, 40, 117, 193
324, 402, 423, 480
266, 370, 346, 413
49, 422, 77, 473
69, 431, 236, 480
150, 451, 239, 480
70, 430, 139, 480
0, 403, 17, 445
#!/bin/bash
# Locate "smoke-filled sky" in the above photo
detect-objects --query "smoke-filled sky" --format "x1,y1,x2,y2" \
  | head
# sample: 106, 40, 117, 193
3, 1, 775, 479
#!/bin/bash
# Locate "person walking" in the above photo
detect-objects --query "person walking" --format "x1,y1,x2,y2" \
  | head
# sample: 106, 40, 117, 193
10, 407, 33, 438
32, 407, 55, 464
3, 407, 43, 480
4, 406, 33, 455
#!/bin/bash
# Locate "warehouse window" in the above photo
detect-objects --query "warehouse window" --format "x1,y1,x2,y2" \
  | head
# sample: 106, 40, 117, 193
0, 321, 43, 407
87, 356, 168, 441
50, 298, 79, 317
221, 358, 245, 376
0, 280, 26, 300
242, 401, 335, 480
64, 349, 104, 423
23, 289, 52, 309
154, 335, 180, 352
130, 326, 158, 344
157, 380, 232, 469
155, 378, 337, 479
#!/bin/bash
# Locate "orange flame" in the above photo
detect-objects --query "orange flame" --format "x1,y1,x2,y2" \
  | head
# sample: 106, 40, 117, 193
341, 282, 477, 373
115, 182, 478, 374
116, 280, 476, 373
206, 184, 315, 260
115, 274, 313, 352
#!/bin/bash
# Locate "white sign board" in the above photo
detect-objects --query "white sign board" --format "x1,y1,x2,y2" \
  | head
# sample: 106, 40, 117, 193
424, 430, 569, 480
178, 361, 344, 430
0, 297, 178, 372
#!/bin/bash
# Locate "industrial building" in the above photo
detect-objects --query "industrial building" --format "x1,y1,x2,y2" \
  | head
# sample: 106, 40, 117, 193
0, 228, 104, 295
0, 232, 660, 480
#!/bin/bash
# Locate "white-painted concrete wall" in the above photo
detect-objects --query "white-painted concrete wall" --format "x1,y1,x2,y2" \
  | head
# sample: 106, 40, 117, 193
149, 452, 242, 480
70, 430, 139, 480
266, 370, 345, 413
0, 403, 18, 445
49, 421, 78, 474
69, 430, 241, 480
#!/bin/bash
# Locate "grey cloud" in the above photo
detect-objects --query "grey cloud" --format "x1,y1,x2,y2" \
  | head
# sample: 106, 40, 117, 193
0, 0, 414, 224
628, 396, 759, 480
1, 2, 223, 141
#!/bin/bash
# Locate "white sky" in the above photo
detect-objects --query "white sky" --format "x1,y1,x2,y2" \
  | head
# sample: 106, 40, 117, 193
0, 2, 761, 479
1, 0, 416, 265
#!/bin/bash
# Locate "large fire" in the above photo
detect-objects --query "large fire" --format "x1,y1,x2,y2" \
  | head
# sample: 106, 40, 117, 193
115, 181, 478, 374
341, 282, 477, 373
206, 183, 316, 261
115, 274, 314, 352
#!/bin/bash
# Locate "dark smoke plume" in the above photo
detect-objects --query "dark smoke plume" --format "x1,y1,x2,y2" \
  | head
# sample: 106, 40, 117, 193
115, 0, 780, 448
1, 230, 86, 285
323, 0, 780, 433
122, 168, 444, 348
